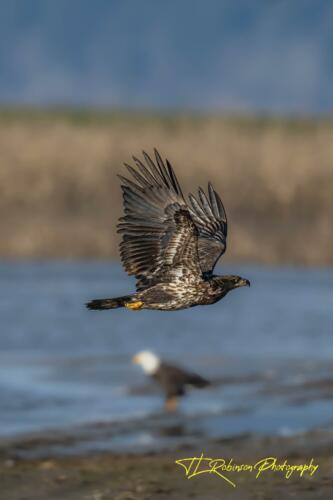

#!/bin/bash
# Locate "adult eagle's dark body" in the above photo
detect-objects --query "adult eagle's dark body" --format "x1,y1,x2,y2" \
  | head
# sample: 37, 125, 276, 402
86, 149, 249, 312
132, 351, 210, 412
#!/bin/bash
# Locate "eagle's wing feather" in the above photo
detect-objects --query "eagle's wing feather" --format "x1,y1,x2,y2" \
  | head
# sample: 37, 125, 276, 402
155, 362, 210, 398
117, 150, 202, 291
188, 182, 228, 275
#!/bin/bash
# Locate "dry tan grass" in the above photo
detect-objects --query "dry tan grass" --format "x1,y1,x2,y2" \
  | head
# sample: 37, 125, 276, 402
0, 110, 332, 264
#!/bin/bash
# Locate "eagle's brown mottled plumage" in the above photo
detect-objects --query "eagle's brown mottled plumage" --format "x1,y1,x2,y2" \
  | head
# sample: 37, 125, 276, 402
86, 149, 250, 311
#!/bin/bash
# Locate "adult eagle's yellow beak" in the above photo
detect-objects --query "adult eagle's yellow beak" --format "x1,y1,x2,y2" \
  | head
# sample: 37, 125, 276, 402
132, 354, 140, 364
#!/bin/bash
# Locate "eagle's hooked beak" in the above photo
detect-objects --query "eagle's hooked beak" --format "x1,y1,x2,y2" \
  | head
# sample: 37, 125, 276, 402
240, 278, 250, 287
132, 354, 140, 365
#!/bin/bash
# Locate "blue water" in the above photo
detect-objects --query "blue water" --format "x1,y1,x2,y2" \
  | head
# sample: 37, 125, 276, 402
0, 262, 332, 453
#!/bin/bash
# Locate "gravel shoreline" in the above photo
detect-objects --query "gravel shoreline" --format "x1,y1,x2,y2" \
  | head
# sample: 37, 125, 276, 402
1, 430, 333, 499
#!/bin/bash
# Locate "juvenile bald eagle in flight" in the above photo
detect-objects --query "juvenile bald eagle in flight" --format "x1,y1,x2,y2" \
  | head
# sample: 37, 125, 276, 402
132, 351, 210, 412
86, 149, 249, 312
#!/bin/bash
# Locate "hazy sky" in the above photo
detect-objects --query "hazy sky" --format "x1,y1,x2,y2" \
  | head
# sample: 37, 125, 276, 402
1, 0, 332, 114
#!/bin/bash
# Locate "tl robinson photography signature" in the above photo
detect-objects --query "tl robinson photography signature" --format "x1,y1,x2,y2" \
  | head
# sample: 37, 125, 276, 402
175, 453, 319, 488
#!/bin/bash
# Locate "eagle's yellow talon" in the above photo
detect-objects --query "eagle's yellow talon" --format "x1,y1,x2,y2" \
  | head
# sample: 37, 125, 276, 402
125, 301, 144, 310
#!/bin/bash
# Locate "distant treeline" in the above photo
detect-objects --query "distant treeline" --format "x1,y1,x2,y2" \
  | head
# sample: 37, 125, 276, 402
0, 108, 332, 265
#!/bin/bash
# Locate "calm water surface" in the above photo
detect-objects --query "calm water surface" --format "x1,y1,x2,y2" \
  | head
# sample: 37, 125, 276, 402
0, 262, 332, 453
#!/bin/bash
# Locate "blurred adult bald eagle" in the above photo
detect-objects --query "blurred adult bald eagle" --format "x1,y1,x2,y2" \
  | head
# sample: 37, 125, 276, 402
132, 351, 210, 412
86, 149, 249, 312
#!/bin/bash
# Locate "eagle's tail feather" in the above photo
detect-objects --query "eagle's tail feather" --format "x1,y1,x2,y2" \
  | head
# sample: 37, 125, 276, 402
187, 373, 210, 388
86, 295, 134, 311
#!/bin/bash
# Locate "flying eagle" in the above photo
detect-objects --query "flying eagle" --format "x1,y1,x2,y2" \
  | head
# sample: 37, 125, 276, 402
86, 149, 249, 312
132, 351, 210, 412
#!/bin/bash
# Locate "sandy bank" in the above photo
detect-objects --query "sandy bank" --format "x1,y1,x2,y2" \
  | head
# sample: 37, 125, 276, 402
0, 110, 332, 265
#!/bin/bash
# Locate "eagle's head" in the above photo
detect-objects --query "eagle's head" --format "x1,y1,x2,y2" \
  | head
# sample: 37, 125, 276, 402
132, 350, 160, 374
224, 275, 250, 290
214, 275, 250, 292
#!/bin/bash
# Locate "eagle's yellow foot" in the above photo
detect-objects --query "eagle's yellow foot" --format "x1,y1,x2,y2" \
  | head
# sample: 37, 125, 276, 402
125, 301, 144, 310
165, 397, 178, 412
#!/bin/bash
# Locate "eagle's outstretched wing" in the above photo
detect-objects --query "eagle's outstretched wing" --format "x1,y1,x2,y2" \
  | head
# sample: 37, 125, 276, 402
189, 183, 228, 276
117, 149, 228, 289
117, 150, 202, 291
